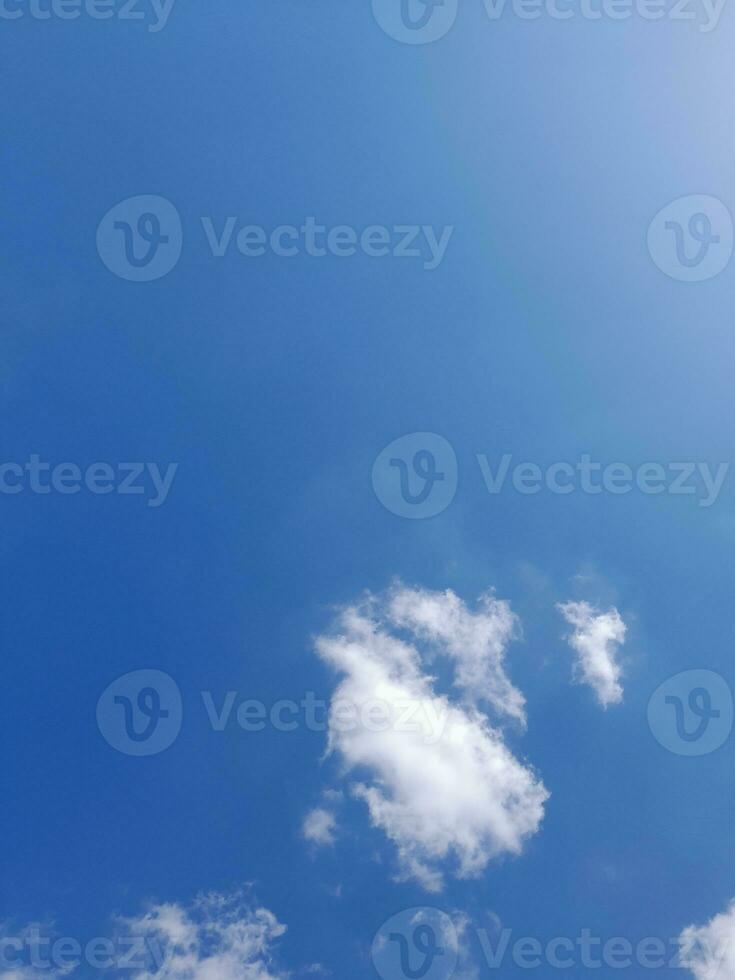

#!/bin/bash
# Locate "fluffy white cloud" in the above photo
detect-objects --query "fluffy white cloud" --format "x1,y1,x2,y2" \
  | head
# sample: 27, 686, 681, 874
388, 585, 526, 723
122, 891, 286, 980
314, 585, 548, 891
557, 601, 626, 707
302, 807, 338, 846
678, 900, 735, 980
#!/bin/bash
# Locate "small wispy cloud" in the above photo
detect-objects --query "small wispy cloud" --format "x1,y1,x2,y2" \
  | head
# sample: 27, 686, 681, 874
0, 891, 289, 980
302, 807, 338, 847
557, 600, 626, 707
120, 890, 287, 980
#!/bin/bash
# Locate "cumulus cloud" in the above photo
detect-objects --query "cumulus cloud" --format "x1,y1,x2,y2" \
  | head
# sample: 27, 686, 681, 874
302, 807, 338, 846
678, 900, 735, 980
314, 585, 548, 891
557, 600, 626, 707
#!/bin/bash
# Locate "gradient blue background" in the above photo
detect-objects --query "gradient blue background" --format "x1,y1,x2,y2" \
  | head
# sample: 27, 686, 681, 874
3, 1, 735, 976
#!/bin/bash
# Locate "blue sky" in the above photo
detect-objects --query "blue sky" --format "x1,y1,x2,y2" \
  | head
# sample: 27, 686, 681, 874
3, 1, 735, 978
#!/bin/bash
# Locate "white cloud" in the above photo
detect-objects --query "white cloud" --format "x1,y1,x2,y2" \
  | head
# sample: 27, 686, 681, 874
314, 585, 548, 891
557, 600, 626, 707
678, 900, 735, 980
388, 585, 526, 724
0, 894, 288, 980
122, 891, 286, 980
302, 808, 337, 846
